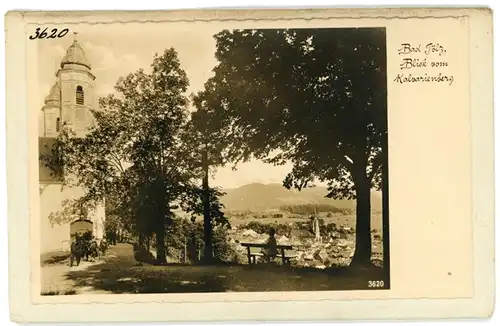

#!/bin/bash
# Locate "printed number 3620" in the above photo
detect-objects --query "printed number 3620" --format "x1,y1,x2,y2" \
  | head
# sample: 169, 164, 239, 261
368, 280, 385, 288
29, 28, 69, 40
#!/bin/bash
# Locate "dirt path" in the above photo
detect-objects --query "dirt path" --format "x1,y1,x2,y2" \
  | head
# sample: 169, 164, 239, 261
41, 243, 136, 295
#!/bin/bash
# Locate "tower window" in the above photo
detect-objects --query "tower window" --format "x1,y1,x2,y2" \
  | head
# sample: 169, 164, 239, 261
56, 117, 61, 132
76, 86, 84, 105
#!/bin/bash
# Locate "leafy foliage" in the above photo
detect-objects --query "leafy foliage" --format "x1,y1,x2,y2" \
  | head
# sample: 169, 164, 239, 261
180, 187, 229, 228
47, 198, 91, 225
40, 48, 209, 263
161, 216, 236, 263
41, 47, 232, 264
194, 28, 387, 265
195, 28, 386, 196
40, 29, 387, 267
212, 226, 238, 262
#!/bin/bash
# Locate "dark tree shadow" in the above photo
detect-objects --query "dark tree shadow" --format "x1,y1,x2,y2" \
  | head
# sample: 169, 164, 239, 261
41, 251, 70, 267
63, 253, 229, 294
61, 244, 387, 294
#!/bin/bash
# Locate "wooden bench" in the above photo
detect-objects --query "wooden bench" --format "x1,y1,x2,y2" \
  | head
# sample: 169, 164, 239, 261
240, 242, 295, 265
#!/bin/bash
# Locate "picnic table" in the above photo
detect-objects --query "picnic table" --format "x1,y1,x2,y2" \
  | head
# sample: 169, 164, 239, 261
240, 242, 295, 265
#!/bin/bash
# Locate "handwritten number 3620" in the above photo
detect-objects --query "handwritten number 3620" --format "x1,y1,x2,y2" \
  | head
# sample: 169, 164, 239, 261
29, 28, 69, 40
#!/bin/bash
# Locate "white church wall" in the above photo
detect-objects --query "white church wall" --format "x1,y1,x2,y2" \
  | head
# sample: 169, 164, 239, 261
39, 37, 106, 256
40, 184, 107, 254
93, 201, 106, 241
39, 185, 84, 254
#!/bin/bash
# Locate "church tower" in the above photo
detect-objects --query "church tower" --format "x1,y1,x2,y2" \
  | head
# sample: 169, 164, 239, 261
53, 32, 96, 138
41, 82, 61, 137
39, 33, 106, 254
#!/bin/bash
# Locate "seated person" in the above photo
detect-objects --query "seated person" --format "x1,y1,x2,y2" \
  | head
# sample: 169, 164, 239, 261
261, 228, 278, 263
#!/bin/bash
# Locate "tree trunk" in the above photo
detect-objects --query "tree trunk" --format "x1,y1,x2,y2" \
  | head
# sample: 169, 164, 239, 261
350, 172, 372, 267
138, 233, 146, 251
382, 147, 390, 286
155, 179, 167, 264
155, 212, 167, 264
202, 149, 213, 263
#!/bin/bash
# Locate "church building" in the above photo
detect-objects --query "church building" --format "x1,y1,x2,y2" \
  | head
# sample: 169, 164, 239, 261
39, 35, 106, 255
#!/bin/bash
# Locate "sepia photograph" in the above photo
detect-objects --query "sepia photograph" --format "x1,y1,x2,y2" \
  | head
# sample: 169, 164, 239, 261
5, 8, 494, 322
37, 25, 389, 295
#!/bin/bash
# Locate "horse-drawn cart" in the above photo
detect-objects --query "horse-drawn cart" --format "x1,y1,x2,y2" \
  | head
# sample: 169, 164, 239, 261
69, 219, 107, 267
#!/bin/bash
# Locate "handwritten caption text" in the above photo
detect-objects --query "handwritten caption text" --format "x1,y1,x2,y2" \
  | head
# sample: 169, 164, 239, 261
393, 43, 454, 86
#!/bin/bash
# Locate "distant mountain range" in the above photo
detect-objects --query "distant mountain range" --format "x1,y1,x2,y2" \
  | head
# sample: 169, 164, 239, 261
220, 183, 382, 212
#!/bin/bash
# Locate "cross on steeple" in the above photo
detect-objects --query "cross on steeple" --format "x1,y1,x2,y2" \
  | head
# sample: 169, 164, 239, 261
73, 32, 78, 42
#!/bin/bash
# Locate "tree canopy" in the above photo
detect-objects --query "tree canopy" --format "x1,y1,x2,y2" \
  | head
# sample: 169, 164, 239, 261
42, 48, 226, 263
41, 28, 388, 267
193, 28, 388, 265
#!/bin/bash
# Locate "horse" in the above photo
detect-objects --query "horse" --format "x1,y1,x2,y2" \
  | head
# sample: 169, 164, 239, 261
69, 238, 85, 267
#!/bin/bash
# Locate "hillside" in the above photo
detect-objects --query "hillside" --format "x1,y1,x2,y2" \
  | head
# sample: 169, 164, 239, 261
220, 183, 382, 213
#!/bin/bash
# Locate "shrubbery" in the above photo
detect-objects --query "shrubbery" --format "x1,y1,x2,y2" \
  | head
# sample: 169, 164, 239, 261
135, 216, 238, 264
212, 226, 238, 262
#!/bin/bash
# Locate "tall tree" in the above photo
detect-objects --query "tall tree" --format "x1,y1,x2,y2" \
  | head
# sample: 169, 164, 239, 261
201, 149, 213, 261
42, 48, 193, 264
182, 108, 229, 263
41, 106, 128, 224
194, 28, 387, 266
97, 48, 193, 264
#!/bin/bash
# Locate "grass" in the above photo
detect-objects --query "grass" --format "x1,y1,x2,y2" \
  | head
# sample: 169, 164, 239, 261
65, 261, 387, 294
41, 243, 388, 295
40, 212, 387, 295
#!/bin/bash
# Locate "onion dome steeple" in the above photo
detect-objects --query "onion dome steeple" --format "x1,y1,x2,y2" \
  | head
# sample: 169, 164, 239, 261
60, 32, 91, 70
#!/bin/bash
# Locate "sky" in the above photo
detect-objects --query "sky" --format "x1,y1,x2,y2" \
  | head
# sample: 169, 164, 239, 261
36, 23, 302, 189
